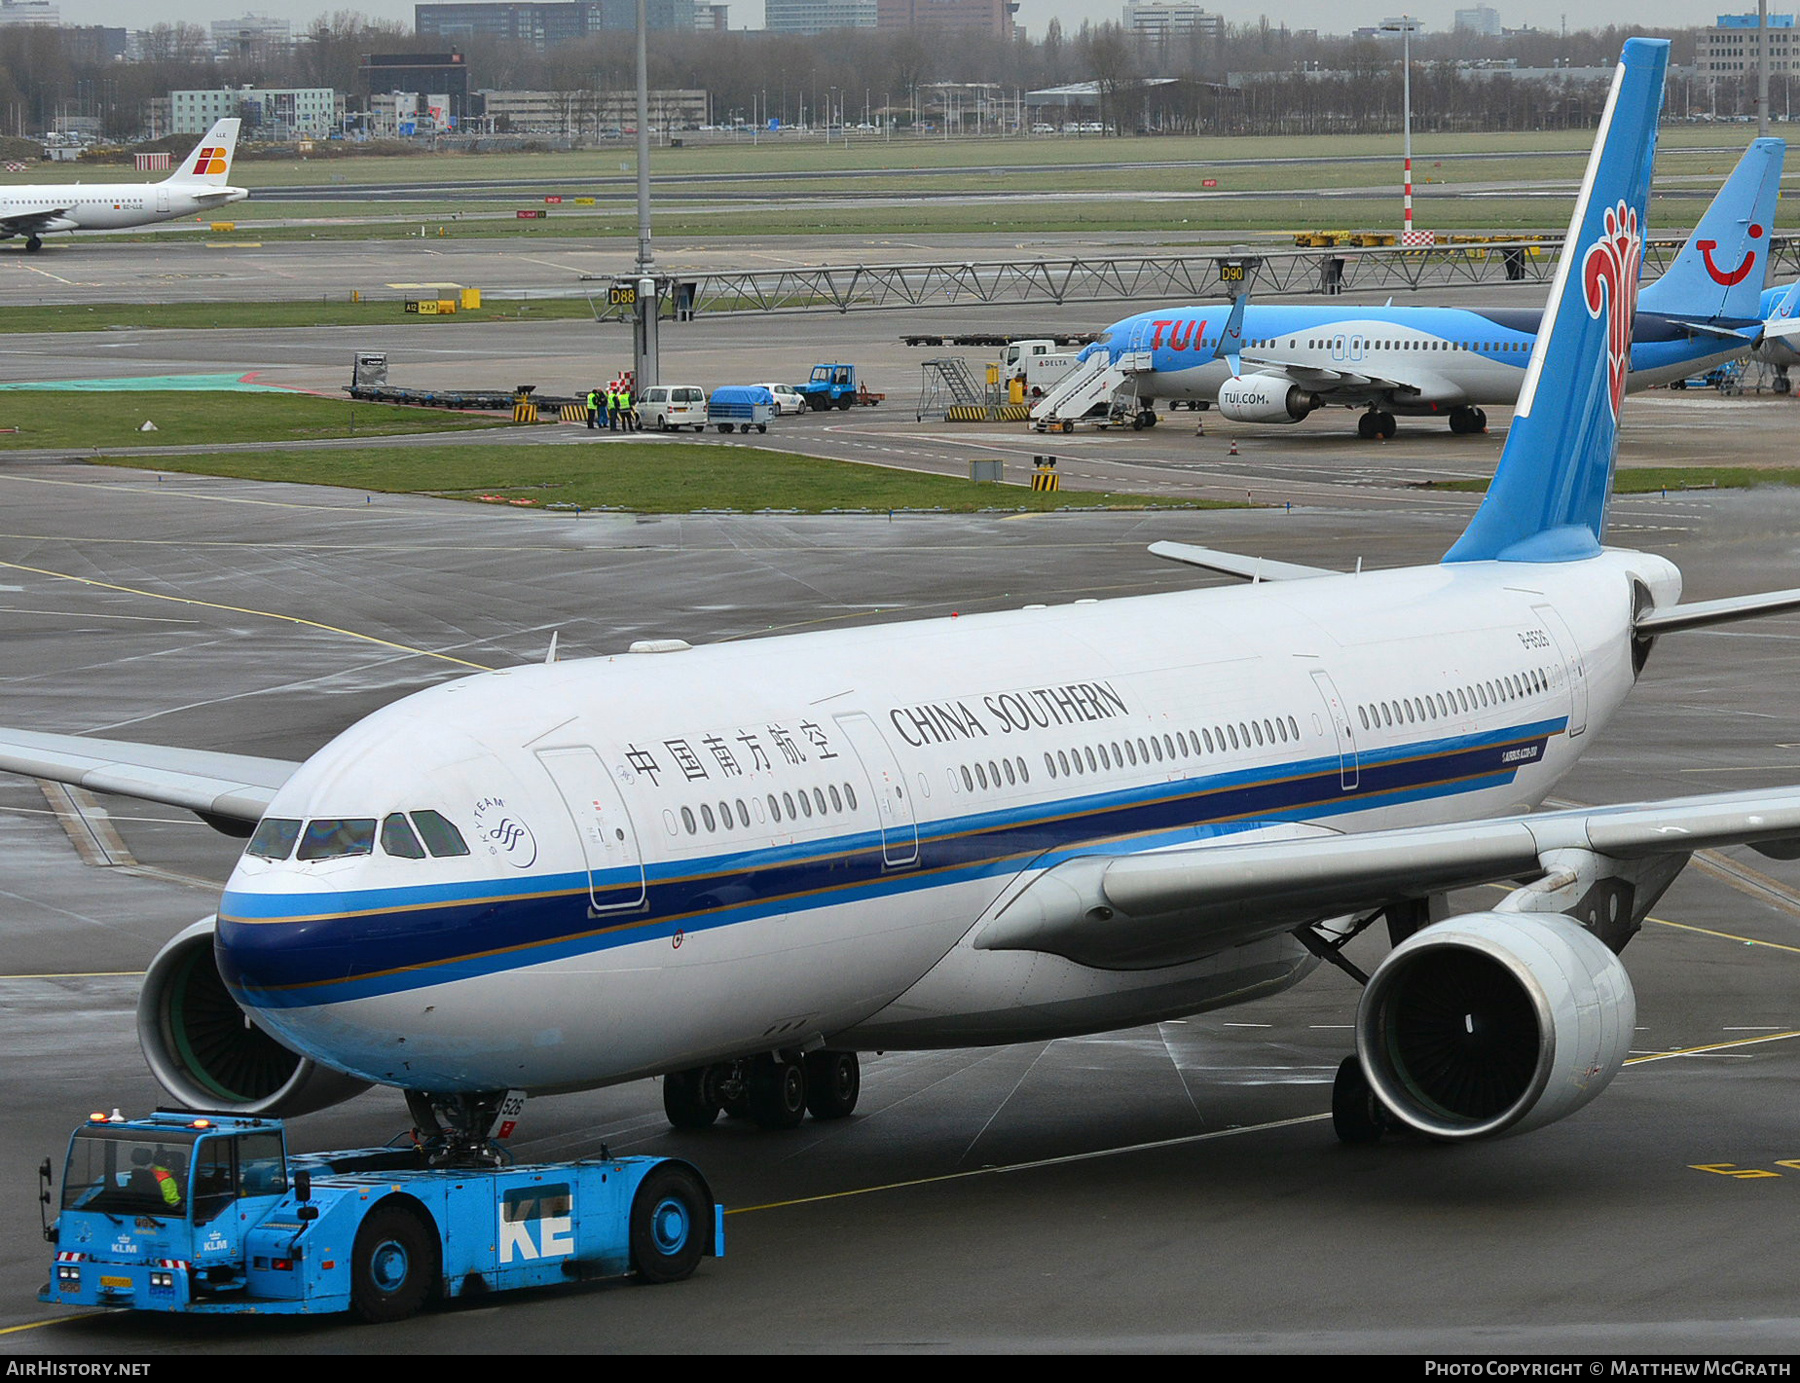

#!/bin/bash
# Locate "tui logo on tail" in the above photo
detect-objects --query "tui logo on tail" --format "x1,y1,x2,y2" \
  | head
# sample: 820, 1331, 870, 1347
1581, 200, 1644, 417
1697, 224, 1763, 286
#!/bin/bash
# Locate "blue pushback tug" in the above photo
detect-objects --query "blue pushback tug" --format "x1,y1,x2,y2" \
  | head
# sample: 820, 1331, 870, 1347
39, 1110, 722, 1322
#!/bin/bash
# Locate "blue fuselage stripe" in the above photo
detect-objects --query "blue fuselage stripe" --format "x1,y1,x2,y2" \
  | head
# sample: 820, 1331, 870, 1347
219, 720, 1562, 1007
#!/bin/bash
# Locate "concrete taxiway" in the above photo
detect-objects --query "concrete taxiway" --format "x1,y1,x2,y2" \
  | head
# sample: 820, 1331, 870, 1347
4, 457, 1800, 1352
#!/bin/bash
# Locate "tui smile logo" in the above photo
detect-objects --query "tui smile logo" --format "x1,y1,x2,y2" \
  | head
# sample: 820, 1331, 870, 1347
1697, 224, 1762, 286
1581, 199, 1643, 417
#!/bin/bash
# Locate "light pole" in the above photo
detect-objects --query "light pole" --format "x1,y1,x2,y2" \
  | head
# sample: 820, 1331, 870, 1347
1381, 16, 1424, 241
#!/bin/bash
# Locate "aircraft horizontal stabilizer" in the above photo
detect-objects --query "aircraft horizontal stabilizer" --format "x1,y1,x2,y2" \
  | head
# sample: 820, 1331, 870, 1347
1146, 540, 1334, 582
0, 727, 297, 825
972, 787, 1800, 969
1635, 586, 1800, 635
1758, 316, 1800, 342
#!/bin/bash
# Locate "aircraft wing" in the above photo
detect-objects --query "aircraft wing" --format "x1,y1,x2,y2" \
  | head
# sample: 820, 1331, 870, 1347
0, 727, 297, 826
973, 787, 1800, 970
1235, 355, 1419, 400
1147, 540, 1336, 582
0, 207, 77, 236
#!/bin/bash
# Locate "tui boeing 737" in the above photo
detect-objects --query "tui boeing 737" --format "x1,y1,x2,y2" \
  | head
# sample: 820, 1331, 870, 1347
9, 40, 1800, 1155
0, 119, 246, 252
1035, 135, 1793, 438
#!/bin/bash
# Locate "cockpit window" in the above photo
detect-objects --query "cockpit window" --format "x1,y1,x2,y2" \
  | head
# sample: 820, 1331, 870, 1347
246, 818, 301, 861
380, 813, 427, 859
296, 818, 376, 861
411, 810, 470, 858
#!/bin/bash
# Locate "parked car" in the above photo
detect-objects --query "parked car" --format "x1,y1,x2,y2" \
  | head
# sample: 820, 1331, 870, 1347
756, 382, 806, 416
638, 384, 708, 431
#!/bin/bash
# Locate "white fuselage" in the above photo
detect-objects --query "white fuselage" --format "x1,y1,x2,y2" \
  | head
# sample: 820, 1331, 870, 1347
215, 548, 1679, 1096
0, 181, 247, 233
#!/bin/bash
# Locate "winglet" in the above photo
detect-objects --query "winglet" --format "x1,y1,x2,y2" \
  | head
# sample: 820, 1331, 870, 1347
1210, 291, 1247, 375
1443, 38, 1668, 565
1638, 137, 1783, 324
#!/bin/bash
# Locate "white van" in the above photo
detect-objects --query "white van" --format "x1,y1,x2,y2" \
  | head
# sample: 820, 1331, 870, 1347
638, 384, 708, 431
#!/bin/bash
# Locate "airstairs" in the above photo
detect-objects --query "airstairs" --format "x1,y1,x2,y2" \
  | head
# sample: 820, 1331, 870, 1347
916, 357, 986, 420
1029, 350, 1145, 431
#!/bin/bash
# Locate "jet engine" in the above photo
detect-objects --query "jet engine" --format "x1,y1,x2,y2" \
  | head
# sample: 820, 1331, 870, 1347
1354, 911, 1634, 1141
1216, 374, 1320, 424
138, 917, 372, 1116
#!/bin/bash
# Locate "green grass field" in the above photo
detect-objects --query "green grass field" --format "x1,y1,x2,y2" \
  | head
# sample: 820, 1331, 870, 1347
97, 438, 1215, 513
17, 125, 1782, 246
0, 391, 508, 449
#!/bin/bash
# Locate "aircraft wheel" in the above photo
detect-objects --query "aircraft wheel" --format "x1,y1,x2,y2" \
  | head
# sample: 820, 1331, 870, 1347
1331, 1055, 1389, 1146
1131, 413, 1146, 430
1356, 412, 1378, 440
1143, 411, 1158, 428
1775, 374, 1792, 396
629, 1164, 708, 1285
1374, 411, 1397, 440
747, 1055, 807, 1130
351, 1203, 439, 1323
662, 1067, 721, 1130
804, 1051, 860, 1120
25, 236, 42, 253
1471, 408, 1487, 431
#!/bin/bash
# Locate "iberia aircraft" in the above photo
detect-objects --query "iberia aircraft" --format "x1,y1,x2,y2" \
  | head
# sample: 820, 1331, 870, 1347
6, 40, 1800, 1152
1033, 134, 1795, 439
0, 119, 245, 252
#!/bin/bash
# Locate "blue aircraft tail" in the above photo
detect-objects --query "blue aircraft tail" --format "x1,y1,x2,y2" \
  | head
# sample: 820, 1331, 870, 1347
1638, 137, 1784, 323
1443, 38, 1668, 565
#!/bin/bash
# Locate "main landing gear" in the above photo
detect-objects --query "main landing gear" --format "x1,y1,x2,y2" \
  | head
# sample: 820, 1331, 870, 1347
1330, 1055, 1398, 1145
24, 235, 42, 253
1448, 406, 1488, 435
1356, 409, 1397, 440
663, 1050, 861, 1131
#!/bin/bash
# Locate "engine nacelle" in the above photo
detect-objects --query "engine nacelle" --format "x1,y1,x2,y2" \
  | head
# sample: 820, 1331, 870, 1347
1355, 911, 1634, 1142
1216, 374, 1319, 424
138, 917, 372, 1117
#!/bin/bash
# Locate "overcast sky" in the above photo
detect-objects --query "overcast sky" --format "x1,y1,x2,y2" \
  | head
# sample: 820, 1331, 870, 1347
50, 1, 1745, 40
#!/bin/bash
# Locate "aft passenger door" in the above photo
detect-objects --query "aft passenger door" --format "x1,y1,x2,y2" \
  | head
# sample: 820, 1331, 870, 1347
1309, 669, 1360, 790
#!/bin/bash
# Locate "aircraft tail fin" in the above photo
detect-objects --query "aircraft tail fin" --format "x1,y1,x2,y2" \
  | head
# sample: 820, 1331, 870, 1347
1638, 137, 1783, 323
164, 118, 240, 187
1443, 38, 1668, 566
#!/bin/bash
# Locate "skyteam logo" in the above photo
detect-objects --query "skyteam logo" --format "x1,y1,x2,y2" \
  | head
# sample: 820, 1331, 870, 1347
474, 796, 538, 868
1581, 199, 1643, 417
189, 146, 227, 177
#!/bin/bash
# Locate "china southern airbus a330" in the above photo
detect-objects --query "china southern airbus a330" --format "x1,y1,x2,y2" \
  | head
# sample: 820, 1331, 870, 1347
0, 118, 245, 252
8, 39, 1800, 1155
1033, 135, 1797, 439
